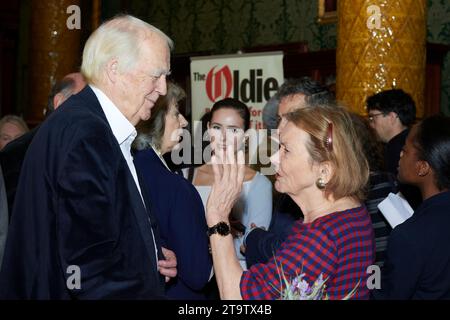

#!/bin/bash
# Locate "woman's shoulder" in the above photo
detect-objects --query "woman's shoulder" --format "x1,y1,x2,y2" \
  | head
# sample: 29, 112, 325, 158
331, 205, 370, 222
311, 206, 371, 233
190, 164, 215, 186
288, 219, 336, 249
288, 206, 370, 248
133, 148, 159, 164
135, 149, 180, 181
134, 149, 164, 173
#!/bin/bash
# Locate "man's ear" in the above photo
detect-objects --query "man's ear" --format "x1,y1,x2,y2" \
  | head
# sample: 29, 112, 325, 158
416, 160, 431, 177
388, 111, 399, 124
53, 93, 65, 109
106, 59, 119, 83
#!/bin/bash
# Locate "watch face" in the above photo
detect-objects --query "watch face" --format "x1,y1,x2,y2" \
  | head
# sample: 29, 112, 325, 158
216, 222, 230, 236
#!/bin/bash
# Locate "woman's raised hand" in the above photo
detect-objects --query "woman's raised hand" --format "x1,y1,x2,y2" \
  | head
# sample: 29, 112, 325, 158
206, 145, 245, 225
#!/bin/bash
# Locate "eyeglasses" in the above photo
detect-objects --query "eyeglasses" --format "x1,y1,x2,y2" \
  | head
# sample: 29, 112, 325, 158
368, 112, 385, 122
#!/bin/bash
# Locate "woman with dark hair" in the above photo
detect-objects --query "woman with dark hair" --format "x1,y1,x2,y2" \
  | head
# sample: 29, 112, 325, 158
372, 114, 450, 299
133, 82, 212, 299
188, 97, 272, 271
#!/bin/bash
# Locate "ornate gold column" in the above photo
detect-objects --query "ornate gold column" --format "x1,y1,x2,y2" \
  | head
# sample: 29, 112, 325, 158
336, 0, 427, 117
28, 0, 81, 124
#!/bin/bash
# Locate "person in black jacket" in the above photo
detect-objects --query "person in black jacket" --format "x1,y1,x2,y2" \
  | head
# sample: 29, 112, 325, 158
0, 15, 177, 299
372, 114, 450, 299
0, 165, 8, 268
0, 73, 86, 218
366, 89, 422, 209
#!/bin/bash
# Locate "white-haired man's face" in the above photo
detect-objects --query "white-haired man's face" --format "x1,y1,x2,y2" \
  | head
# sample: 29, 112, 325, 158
112, 32, 171, 126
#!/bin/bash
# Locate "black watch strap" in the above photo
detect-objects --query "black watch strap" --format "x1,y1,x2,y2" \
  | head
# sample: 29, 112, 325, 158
207, 221, 231, 237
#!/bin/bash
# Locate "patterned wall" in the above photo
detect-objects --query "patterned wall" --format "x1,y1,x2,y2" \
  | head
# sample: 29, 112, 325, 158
121, 0, 336, 52
428, 0, 450, 115
116, 0, 450, 114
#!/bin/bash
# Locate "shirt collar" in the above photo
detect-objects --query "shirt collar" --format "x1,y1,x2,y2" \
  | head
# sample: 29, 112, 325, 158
90, 85, 136, 146
150, 144, 171, 172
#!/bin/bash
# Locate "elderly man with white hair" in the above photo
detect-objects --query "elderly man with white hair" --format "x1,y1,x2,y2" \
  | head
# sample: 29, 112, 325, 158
0, 15, 177, 299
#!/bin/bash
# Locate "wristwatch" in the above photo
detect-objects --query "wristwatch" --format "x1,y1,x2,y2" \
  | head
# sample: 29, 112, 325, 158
206, 222, 231, 237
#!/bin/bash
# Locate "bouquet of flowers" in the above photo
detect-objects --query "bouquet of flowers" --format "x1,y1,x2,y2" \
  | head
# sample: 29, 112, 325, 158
272, 259, 360, 300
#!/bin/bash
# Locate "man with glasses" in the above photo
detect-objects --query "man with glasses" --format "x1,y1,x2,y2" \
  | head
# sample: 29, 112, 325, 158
366, 89, 421, 208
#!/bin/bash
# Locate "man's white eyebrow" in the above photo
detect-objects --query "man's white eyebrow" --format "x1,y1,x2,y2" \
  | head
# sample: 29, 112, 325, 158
150, 69, 171, 76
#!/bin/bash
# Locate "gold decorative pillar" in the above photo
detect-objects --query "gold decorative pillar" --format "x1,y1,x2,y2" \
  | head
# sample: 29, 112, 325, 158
336, 0, 427, 117
28, 0, 81, 124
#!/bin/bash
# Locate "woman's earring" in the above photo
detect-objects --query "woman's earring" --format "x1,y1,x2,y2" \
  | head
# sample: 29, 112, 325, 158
316, 177, 327, 190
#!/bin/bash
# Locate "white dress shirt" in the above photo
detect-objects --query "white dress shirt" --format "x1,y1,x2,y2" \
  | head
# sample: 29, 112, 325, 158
90, 85, 159, 264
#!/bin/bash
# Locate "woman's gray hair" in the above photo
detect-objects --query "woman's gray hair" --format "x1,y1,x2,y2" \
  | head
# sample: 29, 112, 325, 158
134, 82, 186, 151
0, 115, 29, 133
81, 14, 173, 85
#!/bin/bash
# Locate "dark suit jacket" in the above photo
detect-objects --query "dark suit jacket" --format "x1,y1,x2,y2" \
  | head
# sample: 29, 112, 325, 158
134, 148, 212, 299
0, 86, 165, 299
0, 165, 8, 268
0, 126, 39, 218
372, 191, 450, 299
245, 194, 302, 268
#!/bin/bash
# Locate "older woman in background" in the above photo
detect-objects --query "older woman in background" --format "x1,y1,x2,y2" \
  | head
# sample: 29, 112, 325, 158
133, 82, 212, 299
205, 104, 375, 300
0, 115, 29, 150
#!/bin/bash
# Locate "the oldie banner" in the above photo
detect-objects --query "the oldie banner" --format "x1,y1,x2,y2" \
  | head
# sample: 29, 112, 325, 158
190, 52, 284, 134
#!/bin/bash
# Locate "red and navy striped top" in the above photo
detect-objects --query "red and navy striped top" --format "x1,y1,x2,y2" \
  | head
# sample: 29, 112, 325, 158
240, 206, 375, 300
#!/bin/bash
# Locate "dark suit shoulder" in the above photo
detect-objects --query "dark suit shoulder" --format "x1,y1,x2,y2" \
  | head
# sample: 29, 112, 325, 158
135, 149, 199, 196
36, 96, 113, 151
50, 103, 107, 132
0, 128, 37, 157
392, 192, 450, 249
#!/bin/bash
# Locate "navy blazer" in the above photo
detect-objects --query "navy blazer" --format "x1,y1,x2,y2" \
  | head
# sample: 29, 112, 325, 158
134, 148, 212, 300
0, 86, 165, 299
372, 191, 450, 299
0, 126, 39, 217
245, 194, 301, 268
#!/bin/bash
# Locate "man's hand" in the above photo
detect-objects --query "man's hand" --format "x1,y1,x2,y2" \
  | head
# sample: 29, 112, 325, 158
158, 247, 177, 283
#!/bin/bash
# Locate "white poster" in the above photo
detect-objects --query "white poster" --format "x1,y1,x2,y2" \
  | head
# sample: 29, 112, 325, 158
190, 52, 284, 131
